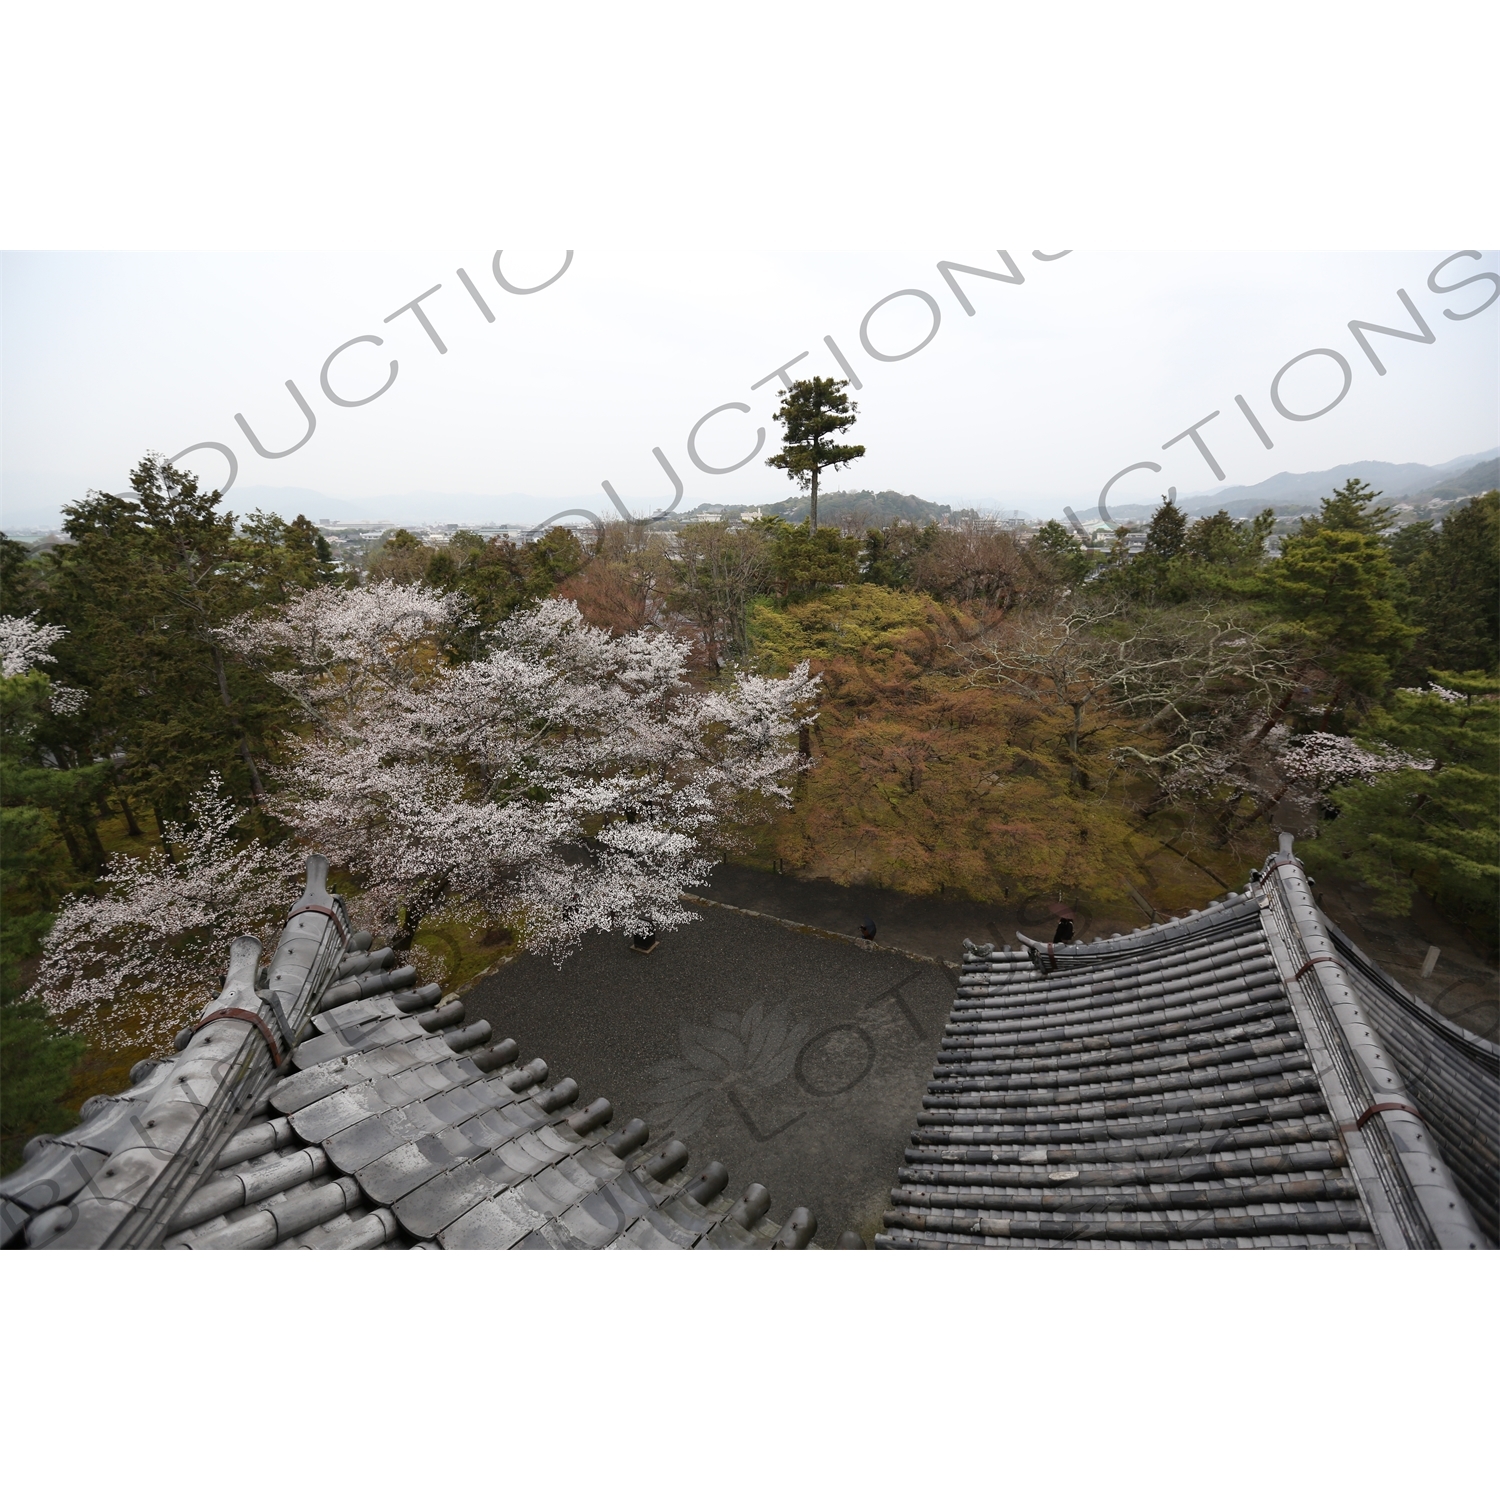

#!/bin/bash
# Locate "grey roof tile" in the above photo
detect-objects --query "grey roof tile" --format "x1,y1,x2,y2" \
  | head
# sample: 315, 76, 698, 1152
879, 842, 1494, 1250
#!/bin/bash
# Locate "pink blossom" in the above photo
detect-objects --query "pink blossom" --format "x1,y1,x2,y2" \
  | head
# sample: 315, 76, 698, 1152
1276, 731, 1431, 791
225, 588, 819, 960
27, 775, 300, 1049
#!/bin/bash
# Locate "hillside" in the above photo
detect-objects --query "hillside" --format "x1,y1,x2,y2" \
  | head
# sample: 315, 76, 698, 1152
1398, 457, 1499, 503
762, 490, 958, 526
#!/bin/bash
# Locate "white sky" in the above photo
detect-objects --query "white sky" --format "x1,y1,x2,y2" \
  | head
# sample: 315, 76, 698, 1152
4, 248, 1496, 530
2, 5, 1497, 532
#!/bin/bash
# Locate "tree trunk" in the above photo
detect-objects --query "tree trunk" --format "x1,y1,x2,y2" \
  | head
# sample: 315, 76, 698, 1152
1250, 684, 1298, 745
809, 469, 819, 532
150, 800, 176, 862
80, 814, 107, 871
113, 774, 142, 838
57, 820, 86, 872
1212, 791, 1248, 847
391, 880, 447, 951
210, 642, 267, 806
1068, 704, 1084, 785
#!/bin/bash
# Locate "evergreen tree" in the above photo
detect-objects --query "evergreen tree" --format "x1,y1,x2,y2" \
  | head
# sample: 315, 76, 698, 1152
765, 376, 865, 531
754, 518, 861, 597
1302, 477, 1396, 536
1396, 491, 1499, 675
1309, 672, 1499, 924
1028, 521, 1091, 585
0, 624, 96, 1172
447, 527, 584, 640
863, 519, 939, 589
1143, 496, 1188, 558
0, 533, 35, 615
29, 456, 341, 832
1272, 499, 1414, 698
1185, 508, 1275, 566
0, 1002, 86, 1172
1, 644, 109, 978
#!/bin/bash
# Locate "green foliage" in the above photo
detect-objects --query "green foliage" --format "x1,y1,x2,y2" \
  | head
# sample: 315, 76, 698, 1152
429, 528, 585, 645
1300, 477, 1395, 536
764, 376, 866, 530
0, 1001, 87, 1172
1029, 521, 1091, 585
0, 669, 103, 988
238, 511, 341, 591
749, 583, 934, 674
753, 518, 861, 598
1186, 508, 1274, 567
23, 455, 332, 826
369, 526, 585, 642
1271, 493, 1414, 696
0, 532, 35, 614
1394, 491, 1499, 675
1309, 672, 1499, 922
1143, 496, 1188, 559
863, 519, 939, 589
1102, 507, 1273, 604
765, 489, 952, 528
1, 661, 97, 1173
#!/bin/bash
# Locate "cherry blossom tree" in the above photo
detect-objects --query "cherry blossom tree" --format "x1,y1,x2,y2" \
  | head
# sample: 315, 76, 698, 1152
25, 774, 299, 1048
1, 613, 87, 714
0, 614, 67, 678
221, 584, 818, 957
1275, 730, 1431, 794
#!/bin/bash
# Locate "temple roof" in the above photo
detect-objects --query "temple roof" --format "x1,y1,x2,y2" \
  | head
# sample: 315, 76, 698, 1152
2, 859, 819, 1251
877, 836, 1496, 1250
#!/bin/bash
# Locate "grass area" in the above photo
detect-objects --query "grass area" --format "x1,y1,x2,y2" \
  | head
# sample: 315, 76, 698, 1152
410, 918, 519, 996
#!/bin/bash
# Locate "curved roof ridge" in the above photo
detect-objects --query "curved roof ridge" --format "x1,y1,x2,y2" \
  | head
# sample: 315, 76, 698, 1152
1257, 834, 1487, 1249
1009, 891, 1260, 972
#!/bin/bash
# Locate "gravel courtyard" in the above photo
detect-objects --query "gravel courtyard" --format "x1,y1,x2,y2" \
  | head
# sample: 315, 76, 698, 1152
461, 901, 959, 1245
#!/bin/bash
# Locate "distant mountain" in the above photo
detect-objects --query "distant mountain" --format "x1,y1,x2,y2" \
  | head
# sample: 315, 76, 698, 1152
1180, 448, 1500, 516
1398, 457, 1498, 503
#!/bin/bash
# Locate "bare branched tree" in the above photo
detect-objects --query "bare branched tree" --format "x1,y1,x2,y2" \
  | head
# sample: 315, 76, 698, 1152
913, 516, 1052, 612
668, 520, 770, 670
559, 520, 674, 636
965, 596, 1296, 795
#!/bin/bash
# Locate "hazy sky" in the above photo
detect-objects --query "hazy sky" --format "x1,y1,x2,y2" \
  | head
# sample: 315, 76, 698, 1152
3, 248, 1496, 531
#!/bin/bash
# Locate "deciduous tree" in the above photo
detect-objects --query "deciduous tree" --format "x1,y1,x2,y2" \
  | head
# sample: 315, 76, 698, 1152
967, 598, 1294, 790
668, 519, 770, 668
25, 774, 299, 1049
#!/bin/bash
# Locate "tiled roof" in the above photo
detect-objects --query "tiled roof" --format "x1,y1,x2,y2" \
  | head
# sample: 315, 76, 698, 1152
2, 858, 820, 1251
877, 835, 1495, 1250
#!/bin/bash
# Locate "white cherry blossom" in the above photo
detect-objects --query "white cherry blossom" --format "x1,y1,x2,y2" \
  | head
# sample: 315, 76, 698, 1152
225, 586, 819, 958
